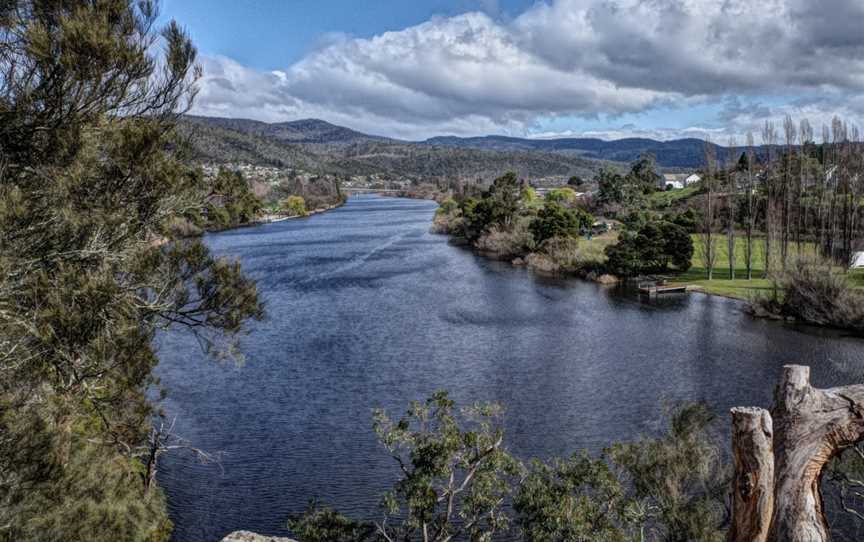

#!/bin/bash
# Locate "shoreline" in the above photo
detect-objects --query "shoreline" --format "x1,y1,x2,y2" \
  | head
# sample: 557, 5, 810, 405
208, 200, 346, 233
255, 201, 345, 225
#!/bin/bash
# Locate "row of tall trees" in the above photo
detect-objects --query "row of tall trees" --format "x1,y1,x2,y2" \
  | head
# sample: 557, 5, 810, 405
698, 116, 864, 280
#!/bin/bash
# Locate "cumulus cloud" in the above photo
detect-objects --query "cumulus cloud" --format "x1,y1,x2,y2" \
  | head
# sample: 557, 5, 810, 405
190, 0, 864, 140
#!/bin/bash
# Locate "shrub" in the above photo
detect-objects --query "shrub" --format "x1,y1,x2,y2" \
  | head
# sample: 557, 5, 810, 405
281, 195, 307, 217
436, 197, 459, 216
545, 187, 579, 205
475, 221, 536, 258
607, 403, 728, 542
754, 259, 864, 330
430, 212, 463, 235
529, 202, 593, 245
604, 220, 693, 277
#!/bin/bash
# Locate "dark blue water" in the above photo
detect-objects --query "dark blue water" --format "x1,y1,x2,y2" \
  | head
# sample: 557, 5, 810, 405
155, 195, 864, 541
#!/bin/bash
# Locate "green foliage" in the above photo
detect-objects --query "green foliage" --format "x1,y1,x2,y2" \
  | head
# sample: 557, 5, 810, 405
483, 171, 523, 228
436, 197, 459, 216
4, 432, 173, 542
0, 2, 262, 538
598, 154, 661, 209
545, 187, 579, 205
608, 404, 728, 542
292, 392, 523, 542
459, 172, 524, 241
281, 195, 308, 217
669, 208, 699, 234
373, 392, 523, 542
597, 168, 631, 206
288, 503, 376, 542
205, 168, 263, 228
568, 175, 585, 187
627, 153, 662, 194
289, 396, 727, 542
529, 202, 594, 245
605, 219, 694, 276
516, 453, 641, 542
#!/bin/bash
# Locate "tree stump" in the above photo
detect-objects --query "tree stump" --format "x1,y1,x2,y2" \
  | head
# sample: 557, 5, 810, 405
728, 407, 774, 542
729, 365, 864, 541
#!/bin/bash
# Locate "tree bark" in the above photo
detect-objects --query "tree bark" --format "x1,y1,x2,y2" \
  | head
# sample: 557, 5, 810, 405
729, 407, 774, 542
730, 365, 864, 541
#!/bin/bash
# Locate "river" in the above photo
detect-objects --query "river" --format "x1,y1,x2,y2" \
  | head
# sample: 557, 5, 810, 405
155, 195, 864, 541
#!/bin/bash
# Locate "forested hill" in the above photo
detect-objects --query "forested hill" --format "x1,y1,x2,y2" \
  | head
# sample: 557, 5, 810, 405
179, 116, 620, 181
180, 115, 762, 179
424, 135, 733, 168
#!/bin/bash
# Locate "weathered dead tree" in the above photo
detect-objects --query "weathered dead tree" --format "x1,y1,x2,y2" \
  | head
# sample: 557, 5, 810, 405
730, 365, 864, 541
729, 407, 774, 542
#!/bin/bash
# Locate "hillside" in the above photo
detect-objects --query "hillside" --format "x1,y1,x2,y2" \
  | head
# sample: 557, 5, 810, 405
424, 135, 738, 168
179, 116, 621, 182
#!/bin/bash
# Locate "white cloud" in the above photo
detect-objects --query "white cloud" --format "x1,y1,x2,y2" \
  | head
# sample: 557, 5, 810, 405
190, 0, 864, 140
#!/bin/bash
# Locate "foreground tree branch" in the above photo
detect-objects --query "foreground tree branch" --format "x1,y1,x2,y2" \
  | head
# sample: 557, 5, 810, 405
730, 365, 864, 541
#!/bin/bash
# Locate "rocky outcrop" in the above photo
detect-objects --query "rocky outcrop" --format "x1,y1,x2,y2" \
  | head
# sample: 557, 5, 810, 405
221, 531, 297, 542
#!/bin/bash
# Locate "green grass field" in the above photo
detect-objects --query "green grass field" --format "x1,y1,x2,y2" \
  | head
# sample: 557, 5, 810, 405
648, 185, 700, 208
673, 236, 863, 299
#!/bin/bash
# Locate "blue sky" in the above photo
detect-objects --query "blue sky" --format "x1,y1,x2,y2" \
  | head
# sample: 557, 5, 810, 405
159, 0, 864, 141
161, 1, 534, 70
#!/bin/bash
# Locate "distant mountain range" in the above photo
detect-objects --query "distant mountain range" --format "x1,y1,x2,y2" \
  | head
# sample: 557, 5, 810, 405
423, 135, 734, 168
180, 116, 752, 181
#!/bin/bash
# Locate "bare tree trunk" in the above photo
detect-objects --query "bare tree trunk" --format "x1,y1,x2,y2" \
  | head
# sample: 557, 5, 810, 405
730, 365, 864, 541
728, 407, 774, 542
702, 140, 719, 280
727, 138, 737, 280
762, 121, 778, 278
746, 132, 755, 280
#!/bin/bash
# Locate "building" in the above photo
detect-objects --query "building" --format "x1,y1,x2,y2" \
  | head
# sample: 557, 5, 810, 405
852, 252, 864, 269
684, 174, 701, 186
661, 174, 686, 190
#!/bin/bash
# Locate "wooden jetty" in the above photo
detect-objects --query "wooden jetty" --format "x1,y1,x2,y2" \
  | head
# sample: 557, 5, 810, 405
638, 281, 688, 297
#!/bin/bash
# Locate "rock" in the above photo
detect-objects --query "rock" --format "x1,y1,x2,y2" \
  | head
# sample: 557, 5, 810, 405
511, 257, 525, 266
595, 274, 619, 285
221, 531, 297, 542
525, 253, 559, 274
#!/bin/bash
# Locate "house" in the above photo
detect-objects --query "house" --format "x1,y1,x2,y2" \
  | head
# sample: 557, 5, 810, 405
684, 174, 701, 186
661, 174, 686, 190
852, 252, 864, 269
661, 173, 701, 190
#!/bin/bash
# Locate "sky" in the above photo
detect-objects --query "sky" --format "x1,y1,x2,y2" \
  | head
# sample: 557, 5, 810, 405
160, 0, 864, 142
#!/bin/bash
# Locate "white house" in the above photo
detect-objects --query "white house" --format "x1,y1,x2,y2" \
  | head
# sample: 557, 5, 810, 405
661, 174, 686, 190
852, 252, 864, 269
684, 174, 701, 186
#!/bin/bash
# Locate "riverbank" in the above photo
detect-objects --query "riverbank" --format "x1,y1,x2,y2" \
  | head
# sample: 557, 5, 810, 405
433, 216, 864, 308
156, 195, 864, 541
254, 201, 345, 226
205, 201, 346, 234
669, 237, 864, 301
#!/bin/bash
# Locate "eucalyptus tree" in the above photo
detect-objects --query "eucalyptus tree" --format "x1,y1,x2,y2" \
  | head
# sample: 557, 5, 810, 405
0, 1, 261, 539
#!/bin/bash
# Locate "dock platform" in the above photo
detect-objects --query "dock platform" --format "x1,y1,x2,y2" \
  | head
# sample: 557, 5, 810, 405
638, 282, 689, 297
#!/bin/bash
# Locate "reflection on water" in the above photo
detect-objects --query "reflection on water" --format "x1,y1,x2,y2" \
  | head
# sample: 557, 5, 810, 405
155, 195, 864, 541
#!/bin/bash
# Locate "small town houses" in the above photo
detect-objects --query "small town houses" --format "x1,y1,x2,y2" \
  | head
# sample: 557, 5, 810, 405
661, 173, 701, 190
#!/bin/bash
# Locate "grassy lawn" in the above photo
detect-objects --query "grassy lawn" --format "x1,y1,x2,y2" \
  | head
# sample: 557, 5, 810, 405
648, 186, 700, 208
671, 236, 863, 300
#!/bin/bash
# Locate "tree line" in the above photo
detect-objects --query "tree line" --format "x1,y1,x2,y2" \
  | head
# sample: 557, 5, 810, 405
698, 117, 864, 280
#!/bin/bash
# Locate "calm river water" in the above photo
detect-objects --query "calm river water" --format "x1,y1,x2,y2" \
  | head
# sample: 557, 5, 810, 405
156, 195, 864, 541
